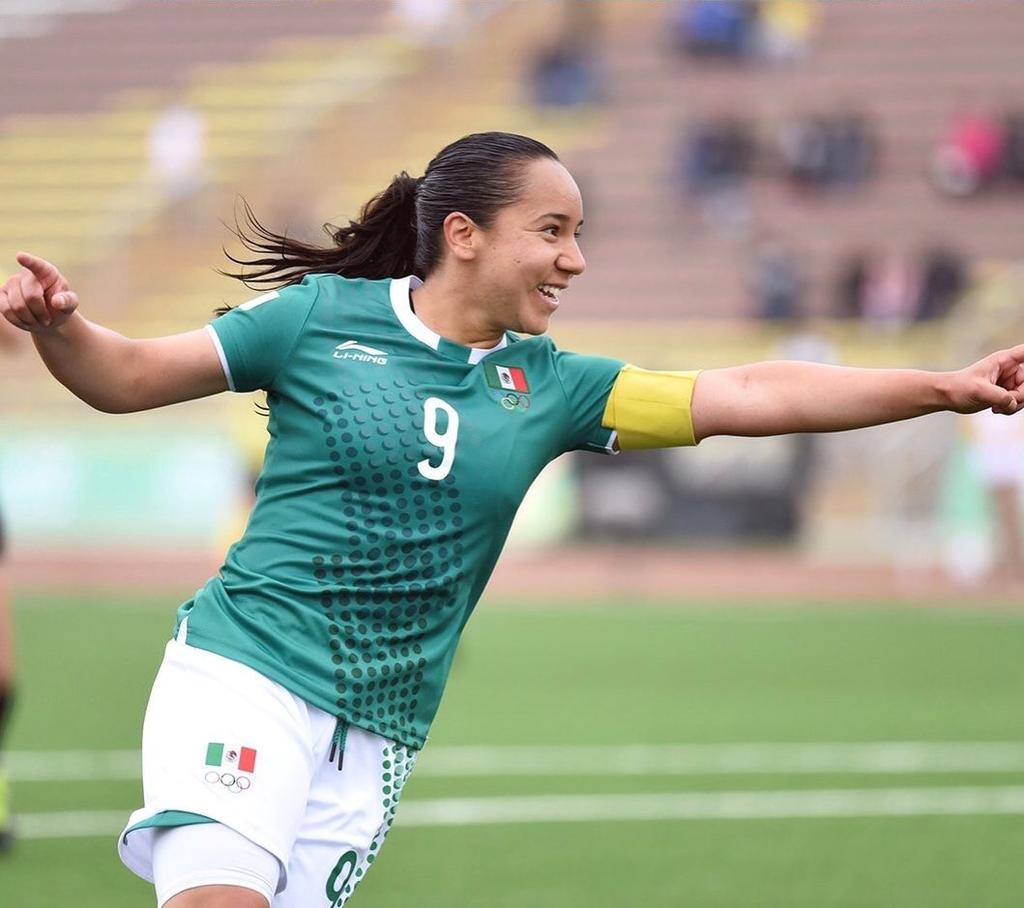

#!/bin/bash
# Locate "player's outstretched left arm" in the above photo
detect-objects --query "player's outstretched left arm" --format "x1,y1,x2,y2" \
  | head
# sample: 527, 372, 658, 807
0, 252, 228, 413
690, 349, 1024, 442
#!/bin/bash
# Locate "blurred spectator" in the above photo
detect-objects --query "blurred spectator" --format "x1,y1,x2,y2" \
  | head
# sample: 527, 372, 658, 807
836, 246, 968, 323
680, 116, 756, 235
965, 408, 1024, 581
1001, 111, 1024, 183
530, 1, 603, 110
929, 106, 1004, 197
531, 37, 602, 109
915, 244, 968, 321
778, 115, 830, 189
147, 104, 207, 203
672, 0, 757, 60
833, 250, 869, 319
827, 112, 878, 189
755, 0, 819, 63
860, 251, 918, 330
774, 307, 838, 537
392, 0, 459, 47
778, 112, 877, 192
747, 235, 804, 320
147, 103, 209, 234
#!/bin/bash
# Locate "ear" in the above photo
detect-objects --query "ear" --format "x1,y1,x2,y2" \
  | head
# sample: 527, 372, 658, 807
442, 211, 479, 263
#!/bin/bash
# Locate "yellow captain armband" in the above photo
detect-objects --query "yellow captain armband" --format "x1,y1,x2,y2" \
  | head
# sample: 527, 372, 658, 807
601, 365, 702, 450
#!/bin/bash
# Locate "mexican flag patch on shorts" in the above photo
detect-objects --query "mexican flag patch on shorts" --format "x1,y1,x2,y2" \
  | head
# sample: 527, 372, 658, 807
485, 363, 529, 393
206, 742, 257, 773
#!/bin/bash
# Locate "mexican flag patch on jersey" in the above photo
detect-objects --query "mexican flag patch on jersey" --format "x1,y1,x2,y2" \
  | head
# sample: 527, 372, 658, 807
206, 742, 257, 773
485, 363, 529, 393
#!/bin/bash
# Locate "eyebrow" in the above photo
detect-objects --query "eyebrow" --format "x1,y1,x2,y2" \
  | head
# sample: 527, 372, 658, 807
536, 213, 584, 227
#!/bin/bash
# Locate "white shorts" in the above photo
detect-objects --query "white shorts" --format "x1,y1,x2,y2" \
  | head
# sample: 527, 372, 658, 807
118, 621, 418, 906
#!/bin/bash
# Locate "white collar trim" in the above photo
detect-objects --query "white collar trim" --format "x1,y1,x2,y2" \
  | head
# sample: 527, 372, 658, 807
389, 275, 509, 363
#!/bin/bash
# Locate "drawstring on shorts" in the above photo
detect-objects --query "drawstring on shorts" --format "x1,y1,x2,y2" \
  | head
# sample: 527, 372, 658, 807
329, 717, 349, 771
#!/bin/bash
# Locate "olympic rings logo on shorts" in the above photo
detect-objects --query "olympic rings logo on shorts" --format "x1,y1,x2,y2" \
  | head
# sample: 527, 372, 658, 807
204, 770, 252, 793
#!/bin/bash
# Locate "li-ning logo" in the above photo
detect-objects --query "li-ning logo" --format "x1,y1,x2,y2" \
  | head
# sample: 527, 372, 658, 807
333, 339, 388, 366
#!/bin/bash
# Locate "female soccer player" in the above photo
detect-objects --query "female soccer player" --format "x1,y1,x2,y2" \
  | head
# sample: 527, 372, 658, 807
2, 132, 1022, 908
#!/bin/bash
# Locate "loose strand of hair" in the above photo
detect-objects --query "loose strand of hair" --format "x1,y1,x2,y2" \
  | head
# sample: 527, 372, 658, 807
218, 197, 331, 291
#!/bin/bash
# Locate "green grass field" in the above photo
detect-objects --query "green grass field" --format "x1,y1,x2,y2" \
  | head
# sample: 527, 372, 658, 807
5, 591, 1024, 907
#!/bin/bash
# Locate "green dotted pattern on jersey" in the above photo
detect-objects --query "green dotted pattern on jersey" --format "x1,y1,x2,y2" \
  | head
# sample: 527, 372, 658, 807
186, 274, 625, 750
305, 377, 466, 743
338, 741, 418, 905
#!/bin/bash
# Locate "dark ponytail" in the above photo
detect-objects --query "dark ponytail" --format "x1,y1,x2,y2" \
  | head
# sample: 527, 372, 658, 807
221, 132, 558, 293
221, 173, 420, 290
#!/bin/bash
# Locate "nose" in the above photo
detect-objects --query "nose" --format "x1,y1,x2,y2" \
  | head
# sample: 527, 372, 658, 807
558, 238, 586, 277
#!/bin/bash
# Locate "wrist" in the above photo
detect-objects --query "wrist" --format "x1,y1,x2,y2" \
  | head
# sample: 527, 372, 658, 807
32, 309, 83, 342
931, 369, 959, 412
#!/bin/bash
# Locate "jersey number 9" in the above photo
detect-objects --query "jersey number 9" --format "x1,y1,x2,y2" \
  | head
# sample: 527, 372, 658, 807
417, 397, 460, 482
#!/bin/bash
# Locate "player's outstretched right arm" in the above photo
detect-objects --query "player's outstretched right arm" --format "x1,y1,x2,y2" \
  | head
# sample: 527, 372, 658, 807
0, 252, 228, 413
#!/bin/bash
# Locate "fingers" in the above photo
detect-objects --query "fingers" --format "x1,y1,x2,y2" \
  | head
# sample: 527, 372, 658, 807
991, 343, 1024, 371
4, 253, 72, 330
992, 356, 1024, 394
15, 251, 65, 292
997, 357, 1018, 382
984, 383, 1021, 415
0, 294, 32, 333
0, 290, 32, 331
18, 269, 52, 326
0, 271, 76, 331
50, 290, 79, 322
0, 276, 36, 330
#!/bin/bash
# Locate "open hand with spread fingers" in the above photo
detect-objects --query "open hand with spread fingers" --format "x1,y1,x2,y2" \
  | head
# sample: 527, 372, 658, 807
948, 345, 1024, 416
0, 252, 79, 332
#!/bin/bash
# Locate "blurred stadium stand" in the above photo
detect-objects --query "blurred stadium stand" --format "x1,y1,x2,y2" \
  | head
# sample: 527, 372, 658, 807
567, 1, 1023, 322
1, 0, 1023, 586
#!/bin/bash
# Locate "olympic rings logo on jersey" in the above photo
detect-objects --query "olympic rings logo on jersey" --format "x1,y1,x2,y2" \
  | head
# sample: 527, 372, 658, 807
204, 770, 252, 793
499, 392, 531, 412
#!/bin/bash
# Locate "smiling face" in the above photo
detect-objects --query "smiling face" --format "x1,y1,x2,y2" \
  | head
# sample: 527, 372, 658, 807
469, 157, 586, 336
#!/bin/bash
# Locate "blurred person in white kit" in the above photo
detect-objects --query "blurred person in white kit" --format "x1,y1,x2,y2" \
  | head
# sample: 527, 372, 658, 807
392, 0, 458, 47
148, 104, 208, 230
966, 407, 1024, 579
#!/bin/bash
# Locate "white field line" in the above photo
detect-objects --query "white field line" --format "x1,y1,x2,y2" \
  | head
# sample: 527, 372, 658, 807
18, 810, 127, 840
9, 749, 140, 781
16, 786, 1024, 840
418, 743, 1024, 777
398, 786, 1024, 827
10, 742, 1024, 782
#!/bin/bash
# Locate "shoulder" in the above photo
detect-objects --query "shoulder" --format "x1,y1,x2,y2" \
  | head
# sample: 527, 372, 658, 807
301, 273, 390, 305
502, 335, 621, 377
504, 332, 558, 358
245, 273, 390, 311
507, 334, 607, 366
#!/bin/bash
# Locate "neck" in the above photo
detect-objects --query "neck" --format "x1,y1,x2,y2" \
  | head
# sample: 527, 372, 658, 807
410, 270, 505, 349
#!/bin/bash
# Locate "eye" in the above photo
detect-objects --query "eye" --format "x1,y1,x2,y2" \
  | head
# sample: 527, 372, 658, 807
542, 225, 559, 236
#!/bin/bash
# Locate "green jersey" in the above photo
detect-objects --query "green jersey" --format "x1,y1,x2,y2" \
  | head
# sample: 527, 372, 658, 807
182, 274, 624, 747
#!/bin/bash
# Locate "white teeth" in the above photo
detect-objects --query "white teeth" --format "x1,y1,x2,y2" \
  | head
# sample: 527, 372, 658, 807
537, 284, 562, 302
